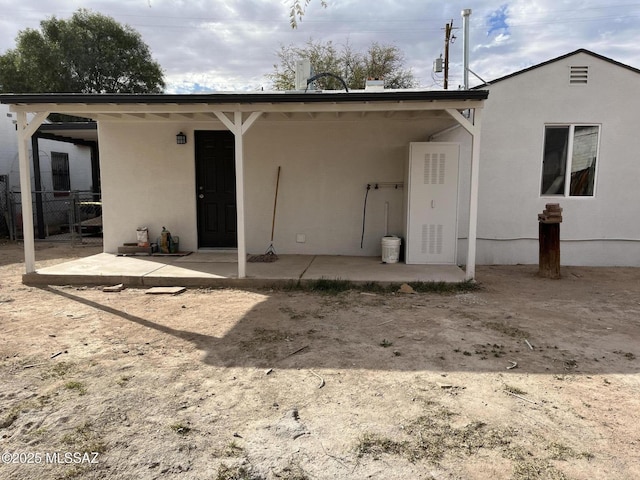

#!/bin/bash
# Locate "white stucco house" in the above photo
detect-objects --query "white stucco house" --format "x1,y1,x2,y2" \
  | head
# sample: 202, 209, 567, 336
3, 48, 639, 280
0, 103, 98, 238
440, 49, 640, 266
0, 89, 487, 280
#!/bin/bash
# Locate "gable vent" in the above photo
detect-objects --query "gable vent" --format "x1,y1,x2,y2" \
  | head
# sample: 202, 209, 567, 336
570, 65, 589, 85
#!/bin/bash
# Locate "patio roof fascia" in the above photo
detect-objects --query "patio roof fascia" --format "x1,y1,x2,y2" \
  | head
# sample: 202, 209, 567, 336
0, 90, 488, 118
2, 100, 487, 118
0, 89, 489, 104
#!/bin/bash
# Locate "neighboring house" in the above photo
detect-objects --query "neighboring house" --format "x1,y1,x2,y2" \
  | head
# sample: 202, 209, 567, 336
0, 90, 487, 279
439, 49, 640, 266
0, 103, 97, 237
0, 104, 95, 193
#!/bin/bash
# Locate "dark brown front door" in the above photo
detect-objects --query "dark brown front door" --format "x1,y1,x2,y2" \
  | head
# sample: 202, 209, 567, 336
195, 130, 236, 248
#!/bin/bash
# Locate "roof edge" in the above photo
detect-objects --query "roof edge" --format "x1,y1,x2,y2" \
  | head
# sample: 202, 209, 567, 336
473, 48, 640, 88
0, 90, 489, 105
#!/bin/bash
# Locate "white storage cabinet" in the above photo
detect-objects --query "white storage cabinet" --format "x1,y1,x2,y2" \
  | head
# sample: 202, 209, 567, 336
404, 142, 460, 264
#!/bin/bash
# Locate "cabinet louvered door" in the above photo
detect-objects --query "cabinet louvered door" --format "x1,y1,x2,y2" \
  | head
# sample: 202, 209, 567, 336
405, 143, 459, 264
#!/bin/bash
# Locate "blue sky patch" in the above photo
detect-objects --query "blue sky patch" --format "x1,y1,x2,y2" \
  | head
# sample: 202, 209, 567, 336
487, 4, 510, 36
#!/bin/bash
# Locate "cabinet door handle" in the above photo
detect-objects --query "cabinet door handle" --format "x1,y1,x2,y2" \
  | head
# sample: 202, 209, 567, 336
431, 200, 435, 208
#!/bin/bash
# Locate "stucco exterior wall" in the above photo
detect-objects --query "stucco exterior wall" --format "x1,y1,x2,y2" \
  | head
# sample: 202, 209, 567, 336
98, 115, 471, 257
446, 52, 640, 266
98, 121, 199, 252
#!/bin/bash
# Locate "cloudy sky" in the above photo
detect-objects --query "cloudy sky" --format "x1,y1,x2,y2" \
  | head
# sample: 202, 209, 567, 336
1, 0, 639, 93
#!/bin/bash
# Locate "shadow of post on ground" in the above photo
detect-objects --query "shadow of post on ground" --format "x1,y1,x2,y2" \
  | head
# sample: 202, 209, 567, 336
39, 265, 640, 376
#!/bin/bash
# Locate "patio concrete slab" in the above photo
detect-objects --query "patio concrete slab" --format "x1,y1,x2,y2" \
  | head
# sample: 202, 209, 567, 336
142, 263, 236, 279
175, 251, 239, 263
302, 256, 466, 283
38, 252, 164, 276
23, 253, 467, 287
247, 255, 315, 280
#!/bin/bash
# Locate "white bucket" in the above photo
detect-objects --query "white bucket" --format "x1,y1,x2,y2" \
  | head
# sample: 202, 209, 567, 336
381, 236, 401, 263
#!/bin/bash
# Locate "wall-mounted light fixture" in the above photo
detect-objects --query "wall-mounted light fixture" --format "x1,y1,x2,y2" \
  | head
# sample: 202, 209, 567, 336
176, 132, 187, 144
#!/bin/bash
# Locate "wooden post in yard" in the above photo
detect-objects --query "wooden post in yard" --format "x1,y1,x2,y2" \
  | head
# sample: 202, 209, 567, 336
538, 203, 562, 279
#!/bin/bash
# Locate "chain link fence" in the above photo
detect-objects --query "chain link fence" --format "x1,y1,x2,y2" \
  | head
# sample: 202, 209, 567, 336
7, 190, 102, 245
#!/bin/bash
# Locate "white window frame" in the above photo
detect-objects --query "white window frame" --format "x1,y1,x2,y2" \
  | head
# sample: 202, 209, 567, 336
540, 123, 600, 198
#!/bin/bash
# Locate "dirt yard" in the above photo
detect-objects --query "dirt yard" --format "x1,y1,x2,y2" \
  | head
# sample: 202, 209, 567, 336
1, 241, 639, 480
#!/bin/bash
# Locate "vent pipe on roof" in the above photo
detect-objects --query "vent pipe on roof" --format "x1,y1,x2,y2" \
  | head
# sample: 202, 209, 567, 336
462, 8, 471, 90
365, 78, 384, 91
295, 59, 312, 90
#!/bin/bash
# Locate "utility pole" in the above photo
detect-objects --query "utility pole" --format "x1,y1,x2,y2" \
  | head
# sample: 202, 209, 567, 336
443, 20, 457, 90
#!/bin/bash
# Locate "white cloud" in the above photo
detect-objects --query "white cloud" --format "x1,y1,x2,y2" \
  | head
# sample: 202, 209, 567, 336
1, 0, 640, 92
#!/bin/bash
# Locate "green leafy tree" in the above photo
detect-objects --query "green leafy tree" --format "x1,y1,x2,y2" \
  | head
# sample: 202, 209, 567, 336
267, 40, 418, 90
0, 9, 165, 94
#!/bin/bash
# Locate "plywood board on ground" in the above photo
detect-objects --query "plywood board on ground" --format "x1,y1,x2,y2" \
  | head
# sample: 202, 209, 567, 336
144, 286, 186, 295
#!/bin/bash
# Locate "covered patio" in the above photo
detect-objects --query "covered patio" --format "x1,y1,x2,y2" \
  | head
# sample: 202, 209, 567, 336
1, 89, 487, 284
22, 252, 467, 287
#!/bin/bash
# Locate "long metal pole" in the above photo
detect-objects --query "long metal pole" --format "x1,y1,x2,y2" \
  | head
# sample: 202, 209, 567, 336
462, 9, 472, 90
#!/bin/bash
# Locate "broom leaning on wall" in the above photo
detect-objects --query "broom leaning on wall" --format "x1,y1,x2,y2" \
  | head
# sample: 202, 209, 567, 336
248, 166, 281, 262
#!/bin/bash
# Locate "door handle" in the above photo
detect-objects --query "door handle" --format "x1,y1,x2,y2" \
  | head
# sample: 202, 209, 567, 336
431, 200, 435, 208
199, 194, 204, 199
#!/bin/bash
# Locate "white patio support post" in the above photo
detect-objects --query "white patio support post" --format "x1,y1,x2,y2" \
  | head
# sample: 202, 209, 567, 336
214, 110, 262, 278
446, 107, 483, 281
466, 108, 482, 281
16, 110, 50, 273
